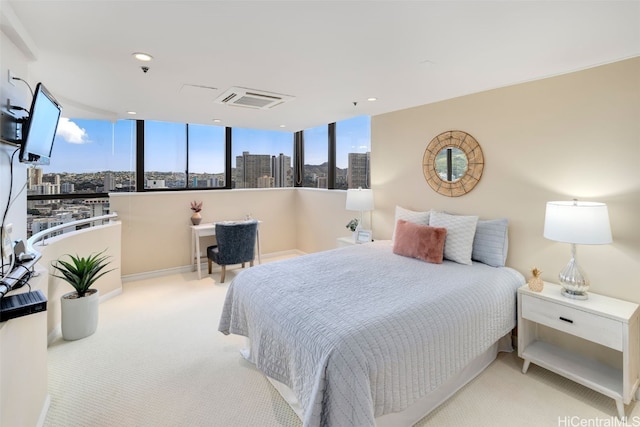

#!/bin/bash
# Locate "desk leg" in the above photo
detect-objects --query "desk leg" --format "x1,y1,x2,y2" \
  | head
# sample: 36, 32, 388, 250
196, 233, 202, 280
191, 229, 196, 272
256, 229, 261, 264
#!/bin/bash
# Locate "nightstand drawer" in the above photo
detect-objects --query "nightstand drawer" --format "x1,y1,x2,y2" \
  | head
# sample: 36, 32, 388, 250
521, 294, 623, 351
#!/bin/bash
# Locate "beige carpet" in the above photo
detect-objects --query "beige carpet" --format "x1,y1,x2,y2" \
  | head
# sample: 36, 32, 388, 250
45, 262, 639, 427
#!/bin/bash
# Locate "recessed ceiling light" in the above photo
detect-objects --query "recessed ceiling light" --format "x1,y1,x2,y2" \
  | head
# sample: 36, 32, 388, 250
212, 119, 221, 123
132, 52, 153, 62
279, 124, 286, 128
367, 97, 377, 102
126, 111, 137, 115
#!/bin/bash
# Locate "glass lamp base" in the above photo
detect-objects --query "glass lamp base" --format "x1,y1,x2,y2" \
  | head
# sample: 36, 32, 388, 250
559, 248, 590, 300
560, 287, 588, 300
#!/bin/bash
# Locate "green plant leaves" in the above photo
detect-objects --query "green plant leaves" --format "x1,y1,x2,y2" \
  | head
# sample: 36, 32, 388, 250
51, 249, 115, 297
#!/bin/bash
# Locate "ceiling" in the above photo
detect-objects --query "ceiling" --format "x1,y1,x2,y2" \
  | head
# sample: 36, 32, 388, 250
2, 1, 639, 132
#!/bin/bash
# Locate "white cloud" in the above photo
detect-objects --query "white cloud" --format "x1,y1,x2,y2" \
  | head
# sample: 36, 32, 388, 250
56, 117, 89, 144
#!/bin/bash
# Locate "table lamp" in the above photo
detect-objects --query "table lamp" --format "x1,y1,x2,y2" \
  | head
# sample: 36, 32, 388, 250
543, 200, 612, 300
346, 187, 374, 233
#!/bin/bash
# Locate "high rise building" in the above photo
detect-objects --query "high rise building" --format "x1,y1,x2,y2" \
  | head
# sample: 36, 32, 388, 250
347, 152, 371, 189
60, 182, 75, 193
271, 153, 293, 187
257, 175, 274, 188
104, 173, 116, 192
84, 198, 110, 217
30, 182, 60, 195
235, 151, 271, 189
207, 177, 224, 187
27, 167, 43, 188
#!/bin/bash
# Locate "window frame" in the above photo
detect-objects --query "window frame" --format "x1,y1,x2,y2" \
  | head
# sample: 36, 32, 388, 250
28, 117, 368, 203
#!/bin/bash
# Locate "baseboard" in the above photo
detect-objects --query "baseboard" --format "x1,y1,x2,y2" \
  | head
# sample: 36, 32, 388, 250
100, 287, 123, 303
121, 265, 192, 283
36, 394, 51, 427
47, 325, 61, 345
121, 249, 306, 283
261, 249, 307, 259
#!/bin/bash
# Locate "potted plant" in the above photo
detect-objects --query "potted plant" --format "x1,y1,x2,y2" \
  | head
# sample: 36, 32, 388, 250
51, 250, 114, 341
346, 218, 359, 241
191, 200, 203, 225
346, 218, 359, 232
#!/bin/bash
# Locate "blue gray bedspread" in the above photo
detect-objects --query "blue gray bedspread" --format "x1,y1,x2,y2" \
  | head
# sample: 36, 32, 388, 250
219, 241, 524, 427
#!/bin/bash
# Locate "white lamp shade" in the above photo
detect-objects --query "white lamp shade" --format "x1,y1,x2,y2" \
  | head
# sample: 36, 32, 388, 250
345, 188, 374, 211
543, 201, 612, 245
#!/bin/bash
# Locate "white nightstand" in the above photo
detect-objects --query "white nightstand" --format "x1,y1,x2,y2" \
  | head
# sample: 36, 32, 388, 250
336, 236, 356, 248
518, 282, 640, 419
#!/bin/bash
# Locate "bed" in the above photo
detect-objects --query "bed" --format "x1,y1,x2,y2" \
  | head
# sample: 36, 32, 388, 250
219, 220, 525, 427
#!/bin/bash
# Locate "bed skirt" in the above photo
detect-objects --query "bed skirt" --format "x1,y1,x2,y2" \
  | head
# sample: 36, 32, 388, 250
243, 333, 513, 426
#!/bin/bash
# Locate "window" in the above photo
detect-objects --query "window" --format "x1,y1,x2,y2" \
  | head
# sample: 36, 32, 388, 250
144, 120, 187, 189
42, 118, 136, 192
26, 115, 371, 236
302, 124, 328, 188
187, 124, 226, 188
336, 115, 371, 189
26, 118, 135, 236
231, 128, 293, 188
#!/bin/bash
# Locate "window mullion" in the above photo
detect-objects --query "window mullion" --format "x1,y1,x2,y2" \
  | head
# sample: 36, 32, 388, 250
328, 123, 336, 189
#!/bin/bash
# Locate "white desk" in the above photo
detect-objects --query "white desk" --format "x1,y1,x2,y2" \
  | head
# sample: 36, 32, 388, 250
191, 221, 262, 279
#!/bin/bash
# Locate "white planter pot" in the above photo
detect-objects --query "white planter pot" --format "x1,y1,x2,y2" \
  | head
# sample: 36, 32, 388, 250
61, 289, 99, 341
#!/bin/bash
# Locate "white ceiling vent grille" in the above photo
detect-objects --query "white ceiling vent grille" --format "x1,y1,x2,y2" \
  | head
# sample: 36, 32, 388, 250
214, 87, 294, 110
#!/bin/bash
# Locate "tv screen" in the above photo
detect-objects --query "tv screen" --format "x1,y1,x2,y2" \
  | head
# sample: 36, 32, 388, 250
19, 83, 62, 166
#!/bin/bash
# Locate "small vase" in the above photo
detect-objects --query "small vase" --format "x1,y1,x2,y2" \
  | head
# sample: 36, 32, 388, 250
191, 212, 202, 225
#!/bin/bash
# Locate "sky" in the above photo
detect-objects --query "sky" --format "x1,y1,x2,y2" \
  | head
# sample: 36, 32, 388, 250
47, 115, 371, 174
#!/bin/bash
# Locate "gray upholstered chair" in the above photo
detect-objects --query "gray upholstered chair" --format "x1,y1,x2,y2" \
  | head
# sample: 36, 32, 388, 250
207, 220, 258, 283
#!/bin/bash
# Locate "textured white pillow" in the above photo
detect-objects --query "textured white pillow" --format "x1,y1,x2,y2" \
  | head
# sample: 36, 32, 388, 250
429, 211, 479, 265
472, 218, 509, 267
392, 206, 431, 242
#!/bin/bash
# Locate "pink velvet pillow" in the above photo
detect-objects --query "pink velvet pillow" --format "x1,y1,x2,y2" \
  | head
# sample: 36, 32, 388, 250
392, 219, 447, 264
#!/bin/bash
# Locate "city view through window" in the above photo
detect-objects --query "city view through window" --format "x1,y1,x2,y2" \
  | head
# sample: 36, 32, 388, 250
27, 115, 371, 237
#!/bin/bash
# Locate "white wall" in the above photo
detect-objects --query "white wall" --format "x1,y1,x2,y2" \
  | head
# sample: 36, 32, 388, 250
0, 10, 50, 426
371, 57, 640, 304
110, 188, 302, 276
296, 188, 363, 254
1, 10, 32, 243
0, 269, 48, 427
109, 188, 365, 276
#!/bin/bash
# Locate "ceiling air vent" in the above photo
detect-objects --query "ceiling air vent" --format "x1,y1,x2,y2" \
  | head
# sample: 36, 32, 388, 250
214, 87, 294, 110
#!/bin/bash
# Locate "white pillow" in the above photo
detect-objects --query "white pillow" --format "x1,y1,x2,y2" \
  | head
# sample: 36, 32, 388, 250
429, 211, 478, 265
472, 218, 509, 267
392, 206, 431, 242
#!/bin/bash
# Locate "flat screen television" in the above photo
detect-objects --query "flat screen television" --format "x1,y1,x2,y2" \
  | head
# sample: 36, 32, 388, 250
19, 82, 62, 165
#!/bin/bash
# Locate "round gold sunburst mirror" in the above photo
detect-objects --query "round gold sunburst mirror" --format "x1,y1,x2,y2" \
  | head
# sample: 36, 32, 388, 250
422, 130, 484, 197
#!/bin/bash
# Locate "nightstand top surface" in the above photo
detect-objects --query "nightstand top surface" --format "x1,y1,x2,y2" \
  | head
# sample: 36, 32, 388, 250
519, 282, 639, 322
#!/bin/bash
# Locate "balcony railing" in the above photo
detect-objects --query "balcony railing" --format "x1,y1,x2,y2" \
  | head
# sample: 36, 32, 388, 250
28, 212, 119, 249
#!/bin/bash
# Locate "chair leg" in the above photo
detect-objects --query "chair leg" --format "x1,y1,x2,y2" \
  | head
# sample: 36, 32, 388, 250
208, 259, 212, 274
220, 266, 226, 283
